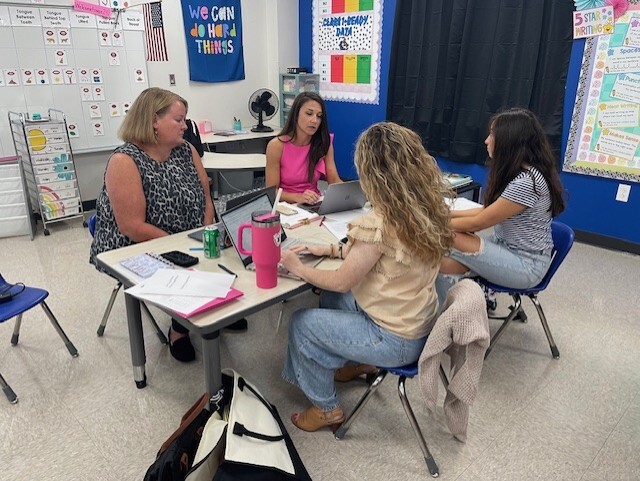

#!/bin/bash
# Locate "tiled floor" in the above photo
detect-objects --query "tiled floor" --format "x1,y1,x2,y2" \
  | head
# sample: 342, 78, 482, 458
1, 219, 639, 480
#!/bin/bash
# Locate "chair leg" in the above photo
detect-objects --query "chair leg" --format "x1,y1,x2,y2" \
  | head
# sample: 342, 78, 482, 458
0, 372, 18, 404
397, 376, 439, 478
40, 301, 79, 357
10, 313, 23, 345
528, 294, 560, 359
334, 370, 387, 440
140, 302, 168, 345
97, 282, 122, 336
485, 293, 522, 359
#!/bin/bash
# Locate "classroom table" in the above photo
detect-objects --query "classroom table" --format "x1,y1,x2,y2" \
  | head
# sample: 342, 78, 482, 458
201, 152, 267, 199
96, 221, 340, 394
200, 130, 277, 154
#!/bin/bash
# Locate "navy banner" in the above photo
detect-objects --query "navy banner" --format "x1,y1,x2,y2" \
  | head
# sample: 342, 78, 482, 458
180, 0, 245, 83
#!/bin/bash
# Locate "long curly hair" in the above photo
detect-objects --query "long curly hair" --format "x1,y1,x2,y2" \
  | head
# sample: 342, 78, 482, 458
278, 91, 331, 182
355, 122, 454, 265
484, 108, 565, 217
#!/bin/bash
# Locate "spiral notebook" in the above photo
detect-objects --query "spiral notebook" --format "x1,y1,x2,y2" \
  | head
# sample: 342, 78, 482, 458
119, 253, 174, 278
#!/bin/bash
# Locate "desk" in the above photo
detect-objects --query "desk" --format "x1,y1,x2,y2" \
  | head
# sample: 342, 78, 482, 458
202, 152, 267, 199
96, 222, 339, 394
201, 130, 277, 154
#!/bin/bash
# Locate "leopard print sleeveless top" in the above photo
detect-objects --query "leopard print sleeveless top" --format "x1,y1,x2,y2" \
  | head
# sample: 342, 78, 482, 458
90, 142, 206, 270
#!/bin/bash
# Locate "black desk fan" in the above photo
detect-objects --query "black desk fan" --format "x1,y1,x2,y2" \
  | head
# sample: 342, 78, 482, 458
249, 88, 279, 132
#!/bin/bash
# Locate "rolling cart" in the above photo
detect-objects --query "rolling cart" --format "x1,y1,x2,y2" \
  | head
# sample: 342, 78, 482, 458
8, 109, 86, 236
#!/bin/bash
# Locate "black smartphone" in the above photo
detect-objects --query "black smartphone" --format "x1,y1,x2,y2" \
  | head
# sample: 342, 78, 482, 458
160, 250, 199, 267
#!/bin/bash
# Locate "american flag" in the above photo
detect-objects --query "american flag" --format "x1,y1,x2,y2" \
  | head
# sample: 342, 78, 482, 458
143, 2, 168, 62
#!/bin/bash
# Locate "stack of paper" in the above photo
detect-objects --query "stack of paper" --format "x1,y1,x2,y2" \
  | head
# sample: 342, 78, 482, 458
277, 202, 321, 229
125, 270, 242, 317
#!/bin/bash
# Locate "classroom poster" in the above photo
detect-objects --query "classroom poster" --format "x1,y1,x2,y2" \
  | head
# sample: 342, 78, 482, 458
564, 8, 640, 183
312, 0, 383, 104
180, 0, 245, 83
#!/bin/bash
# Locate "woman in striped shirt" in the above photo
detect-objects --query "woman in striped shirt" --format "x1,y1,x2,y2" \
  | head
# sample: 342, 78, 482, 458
437, 108, 565, 305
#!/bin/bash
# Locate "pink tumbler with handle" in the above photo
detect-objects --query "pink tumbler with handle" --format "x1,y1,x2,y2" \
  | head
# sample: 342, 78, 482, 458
237, 211, 281, 289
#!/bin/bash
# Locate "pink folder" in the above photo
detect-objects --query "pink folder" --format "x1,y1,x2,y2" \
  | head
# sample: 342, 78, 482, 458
174, 288, 244, 317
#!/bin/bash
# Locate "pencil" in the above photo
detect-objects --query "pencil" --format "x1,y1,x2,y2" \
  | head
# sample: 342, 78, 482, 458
218, 263, 237, 277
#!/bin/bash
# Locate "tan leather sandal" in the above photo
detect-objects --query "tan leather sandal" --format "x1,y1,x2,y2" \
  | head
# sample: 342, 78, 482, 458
291, 406, 345, 433
334, 364, 379, 383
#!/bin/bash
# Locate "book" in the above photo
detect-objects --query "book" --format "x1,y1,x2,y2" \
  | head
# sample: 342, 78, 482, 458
119, 253, 173, 278
443, 172, 473, 188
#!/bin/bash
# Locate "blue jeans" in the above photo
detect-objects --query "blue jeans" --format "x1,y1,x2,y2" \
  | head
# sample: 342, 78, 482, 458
282, 290, 427, 411
436, 233, 552, 307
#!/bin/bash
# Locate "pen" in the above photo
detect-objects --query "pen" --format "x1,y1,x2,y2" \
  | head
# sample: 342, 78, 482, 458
189, 247, 204, 251
319, 215, 325, 227
218, 263, 237, 277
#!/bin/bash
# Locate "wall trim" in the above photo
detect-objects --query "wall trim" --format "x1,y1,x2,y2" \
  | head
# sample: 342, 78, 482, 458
575, 229, 640, 256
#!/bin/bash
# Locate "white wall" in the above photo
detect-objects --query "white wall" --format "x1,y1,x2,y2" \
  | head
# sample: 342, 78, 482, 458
1, 0, 299, 202
147, 0, 298, 132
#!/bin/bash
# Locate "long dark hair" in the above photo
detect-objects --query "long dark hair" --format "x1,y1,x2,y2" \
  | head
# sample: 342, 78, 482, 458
278, 91, 331, 182
484, 108, 565, 217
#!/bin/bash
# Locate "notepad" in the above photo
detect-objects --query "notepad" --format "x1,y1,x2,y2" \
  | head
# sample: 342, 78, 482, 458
277, 202, 320, 229
119, 253, 173, 278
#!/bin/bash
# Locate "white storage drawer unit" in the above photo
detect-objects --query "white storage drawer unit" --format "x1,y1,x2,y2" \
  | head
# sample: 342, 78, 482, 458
0, 161, 30, 238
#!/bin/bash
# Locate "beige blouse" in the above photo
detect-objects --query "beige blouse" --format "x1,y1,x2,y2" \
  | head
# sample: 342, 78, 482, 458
348, 210, 439, 340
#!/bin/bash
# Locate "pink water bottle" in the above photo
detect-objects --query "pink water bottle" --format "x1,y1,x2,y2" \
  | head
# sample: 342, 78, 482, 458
237, 211, 281, 289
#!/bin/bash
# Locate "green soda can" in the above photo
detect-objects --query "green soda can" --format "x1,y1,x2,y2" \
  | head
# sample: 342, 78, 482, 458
203, 225, 220, 259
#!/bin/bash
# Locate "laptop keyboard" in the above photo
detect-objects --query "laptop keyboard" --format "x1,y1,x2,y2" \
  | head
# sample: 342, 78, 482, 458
214, 186, 266, 214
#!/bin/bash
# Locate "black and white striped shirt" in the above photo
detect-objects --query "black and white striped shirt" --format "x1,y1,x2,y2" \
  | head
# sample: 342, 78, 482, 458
494, 166, 553, 252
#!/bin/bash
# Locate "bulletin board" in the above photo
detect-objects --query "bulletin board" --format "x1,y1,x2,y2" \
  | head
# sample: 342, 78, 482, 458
0, 2, 149, 157
564, 8, 640, 183
312, 0, 383, 104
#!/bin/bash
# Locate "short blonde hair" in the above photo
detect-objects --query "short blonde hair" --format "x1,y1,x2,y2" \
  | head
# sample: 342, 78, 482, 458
118, 87, 188, 144
355, 122, 454, 265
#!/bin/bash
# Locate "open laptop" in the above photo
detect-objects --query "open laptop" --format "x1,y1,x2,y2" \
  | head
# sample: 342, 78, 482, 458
301, 180, 367, 215
188, 186, 277, 243
220, 193, 324, 279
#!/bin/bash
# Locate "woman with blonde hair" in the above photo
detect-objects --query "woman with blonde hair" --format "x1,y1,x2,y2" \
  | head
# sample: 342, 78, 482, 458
280, 122, 454, 433
90, 87, 214, 362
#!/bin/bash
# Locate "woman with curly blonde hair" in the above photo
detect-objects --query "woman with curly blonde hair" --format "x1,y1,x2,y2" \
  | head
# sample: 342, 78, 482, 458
280, 122, 454, 433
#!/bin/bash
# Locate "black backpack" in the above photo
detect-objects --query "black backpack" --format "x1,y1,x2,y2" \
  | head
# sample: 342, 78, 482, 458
184, 119, 205, 157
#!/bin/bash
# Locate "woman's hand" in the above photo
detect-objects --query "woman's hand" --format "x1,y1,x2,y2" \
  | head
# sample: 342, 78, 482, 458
289, 243, 330, 257
281, 248, 304, 275
299, 189, 321, 205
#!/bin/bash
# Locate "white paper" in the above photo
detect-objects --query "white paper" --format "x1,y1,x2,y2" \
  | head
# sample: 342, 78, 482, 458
445, 197, 482, 211
127, 269, 234, 299
278, 202, 319, 228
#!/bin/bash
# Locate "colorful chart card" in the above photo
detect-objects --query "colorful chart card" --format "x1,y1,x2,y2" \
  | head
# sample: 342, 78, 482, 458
565, 9, 640, 182
313, 0, 382, 104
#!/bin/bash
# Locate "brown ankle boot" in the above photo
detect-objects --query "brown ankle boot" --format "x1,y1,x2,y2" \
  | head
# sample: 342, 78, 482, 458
291, 406, 344, 433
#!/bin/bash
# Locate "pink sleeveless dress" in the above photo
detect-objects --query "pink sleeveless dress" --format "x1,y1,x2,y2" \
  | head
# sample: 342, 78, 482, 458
279, 135, 332, 194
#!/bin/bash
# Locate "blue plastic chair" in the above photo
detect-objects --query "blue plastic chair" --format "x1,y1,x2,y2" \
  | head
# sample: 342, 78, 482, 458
334, 364, 449, 478
479, 221, 575, 359
88, 214, 167, 344
0, 274, 78, 404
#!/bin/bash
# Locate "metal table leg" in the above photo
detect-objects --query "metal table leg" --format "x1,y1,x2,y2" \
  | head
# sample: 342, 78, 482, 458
202, 331, 222, 394
125, 292, 147, 388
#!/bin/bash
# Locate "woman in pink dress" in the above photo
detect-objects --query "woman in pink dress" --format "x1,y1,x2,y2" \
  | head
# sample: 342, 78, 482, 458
266, 92, 342, 205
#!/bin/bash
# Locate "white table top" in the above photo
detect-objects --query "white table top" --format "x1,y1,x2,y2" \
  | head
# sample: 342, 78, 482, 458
201, 152, 266, 171
200, 130, 278, 145
96, 222, 340, 331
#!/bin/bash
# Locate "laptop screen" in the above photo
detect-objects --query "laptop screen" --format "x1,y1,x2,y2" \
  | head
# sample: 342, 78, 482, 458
220, 193, 285, 266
